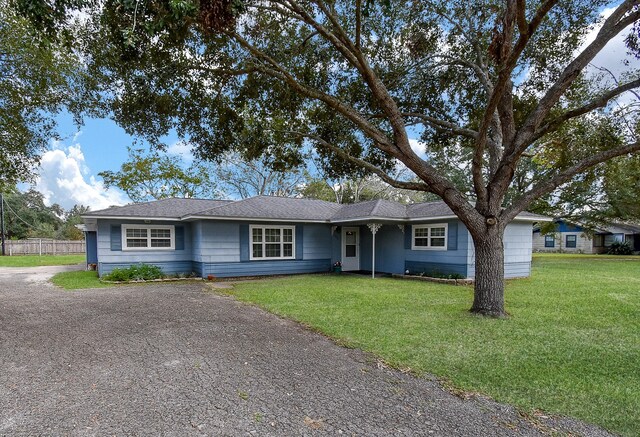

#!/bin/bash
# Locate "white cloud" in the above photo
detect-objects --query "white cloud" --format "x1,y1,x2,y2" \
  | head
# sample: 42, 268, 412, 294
35, 143, 128, 211
166, 140, 194, 163
583, 7, 639, 80
408, 138, 427, 157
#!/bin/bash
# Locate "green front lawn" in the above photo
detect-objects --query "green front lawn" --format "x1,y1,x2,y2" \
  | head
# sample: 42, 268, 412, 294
0, 254, 85, 267
225, 254, 640, 436
50, 270, 113, 290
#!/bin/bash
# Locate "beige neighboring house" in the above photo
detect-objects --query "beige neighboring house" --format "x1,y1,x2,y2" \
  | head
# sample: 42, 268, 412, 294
532, 220, 640, 254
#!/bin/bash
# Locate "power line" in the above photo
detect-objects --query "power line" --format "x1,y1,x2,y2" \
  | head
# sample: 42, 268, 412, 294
2, 197, 38, 229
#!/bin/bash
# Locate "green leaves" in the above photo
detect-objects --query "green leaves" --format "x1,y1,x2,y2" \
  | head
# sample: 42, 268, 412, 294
0, 1, 84, 186
98, 147, 220, 202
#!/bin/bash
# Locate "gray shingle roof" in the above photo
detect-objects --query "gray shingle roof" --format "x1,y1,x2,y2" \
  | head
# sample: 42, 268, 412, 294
599, 222, 640, 234
406, 201, 454, 219
83, 196, 548, 223
331, 199, 407, 221
188, 196, 342, 221
84, 198, 232, 219
513, 210, 552, 221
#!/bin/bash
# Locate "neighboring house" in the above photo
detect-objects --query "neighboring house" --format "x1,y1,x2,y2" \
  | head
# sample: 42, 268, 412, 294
81, 196, 548, 280
532, 219, 640, 253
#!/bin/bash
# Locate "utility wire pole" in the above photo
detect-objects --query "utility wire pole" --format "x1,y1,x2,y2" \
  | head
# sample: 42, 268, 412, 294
0, 193, 6, 256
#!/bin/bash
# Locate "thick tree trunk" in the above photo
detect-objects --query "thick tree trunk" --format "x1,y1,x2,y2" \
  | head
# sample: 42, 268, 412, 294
470, 226, 507, 318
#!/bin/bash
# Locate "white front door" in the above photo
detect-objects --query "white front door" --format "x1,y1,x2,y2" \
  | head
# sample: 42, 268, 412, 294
342, 227, 360, 271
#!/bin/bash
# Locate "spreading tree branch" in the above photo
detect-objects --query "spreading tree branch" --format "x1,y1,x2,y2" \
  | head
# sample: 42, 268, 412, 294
287, 131, 432, 192
532, 77, 640, 142
491, 1, 640, 206
502, 140, 640, 222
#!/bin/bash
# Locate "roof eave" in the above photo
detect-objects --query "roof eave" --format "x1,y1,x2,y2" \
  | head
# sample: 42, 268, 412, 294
182, 215, 331, 223
330, 216, 406, 224
81, 215, 182, 221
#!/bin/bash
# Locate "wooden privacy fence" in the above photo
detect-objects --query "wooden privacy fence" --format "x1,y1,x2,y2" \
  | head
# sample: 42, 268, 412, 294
4, 239, 85, 256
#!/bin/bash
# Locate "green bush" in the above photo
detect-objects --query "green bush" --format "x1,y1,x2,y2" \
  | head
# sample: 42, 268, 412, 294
103, 264, 165, 281
607, 241, 633, 255
413, 270, 466, 280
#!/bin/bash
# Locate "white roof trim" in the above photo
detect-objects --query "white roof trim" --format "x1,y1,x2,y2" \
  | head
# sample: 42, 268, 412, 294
86, 212, 551, 224
182, 215, 329, 223
81, 215, 181, 221
330, 216, 406, 223
514, 215, 553, 222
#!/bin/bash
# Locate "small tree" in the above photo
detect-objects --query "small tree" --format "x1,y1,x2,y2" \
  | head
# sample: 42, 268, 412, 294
99, 147, 221, 202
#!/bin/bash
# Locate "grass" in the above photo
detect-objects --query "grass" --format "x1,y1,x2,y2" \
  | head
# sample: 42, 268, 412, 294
0, 254, 85, 267
50, 270, 113, 290
225, 253, 640, 436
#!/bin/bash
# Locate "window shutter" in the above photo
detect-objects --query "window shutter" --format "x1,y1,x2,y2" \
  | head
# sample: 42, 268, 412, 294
239, 224, 249, 262
447, 221, 458, 251
110, 225, 122, 251
175, 226, 185, 250
404, 225, 412, 249
295, 225, 304, 260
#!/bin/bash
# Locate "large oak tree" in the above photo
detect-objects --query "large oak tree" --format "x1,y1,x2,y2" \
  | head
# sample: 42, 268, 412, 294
19, 0, 640, 316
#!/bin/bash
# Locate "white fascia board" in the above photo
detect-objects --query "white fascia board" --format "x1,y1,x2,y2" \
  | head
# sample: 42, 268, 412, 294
182, 215, 329, 223
81, 215, 182, 221
513, 216, 553, 222
405, 215, 552, 223
330, 216, 406, 224
405, 215, 457, 222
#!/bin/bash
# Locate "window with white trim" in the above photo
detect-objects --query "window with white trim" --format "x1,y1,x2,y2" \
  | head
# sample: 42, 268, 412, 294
412, 224, 448, 250
122, 224, 175, 250
544, 235, 555, 248
250, 225, 295, 260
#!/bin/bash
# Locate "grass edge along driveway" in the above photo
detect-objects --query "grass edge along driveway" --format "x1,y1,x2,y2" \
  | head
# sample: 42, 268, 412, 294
223, 254, 639, 437
0, 254, 85, 267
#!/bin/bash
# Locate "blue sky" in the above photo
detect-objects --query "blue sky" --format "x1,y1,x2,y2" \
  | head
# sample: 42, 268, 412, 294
31, 6, 637, 211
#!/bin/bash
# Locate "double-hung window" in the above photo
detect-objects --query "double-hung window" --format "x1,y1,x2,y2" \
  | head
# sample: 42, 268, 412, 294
565, 234, 577, 248
250, 225, 295, 260
544, 235, 555, 248
122, 224, 175, 250
412, 224, 448, 250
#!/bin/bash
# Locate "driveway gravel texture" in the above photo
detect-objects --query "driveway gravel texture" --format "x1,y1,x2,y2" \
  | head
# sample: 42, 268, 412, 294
0, 266, 612, 436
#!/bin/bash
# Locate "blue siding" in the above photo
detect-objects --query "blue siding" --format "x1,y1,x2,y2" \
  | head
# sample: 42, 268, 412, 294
447, 222, 458, 250
96, 220, 192, 277
95, 217, 534, 280
295, 225, 304, 260
359, 225, 405, 274
193, 261, 203, 277
191, 221, 203, 260
404, 228, 411, 249
175, 226, 185, 250
195, 222, 241, 262
376, 225, 405, 273
504, 261, 532, 278
110, 225, 122, 251
405, 219, 469, 277
359, 225, 371, 271
239, 224, 249, 262
405, 260, 467, 277
467, 222, 533, 278
331, 228, 341, 264
201, 259, 331, 278
86, 231, 98, 264
302, 224, 332, 260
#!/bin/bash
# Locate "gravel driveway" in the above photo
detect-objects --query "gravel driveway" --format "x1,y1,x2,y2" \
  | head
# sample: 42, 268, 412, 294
0, 266, 611, 436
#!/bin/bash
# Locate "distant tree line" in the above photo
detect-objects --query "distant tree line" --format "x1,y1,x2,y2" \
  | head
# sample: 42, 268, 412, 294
1, 188, 89, 240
